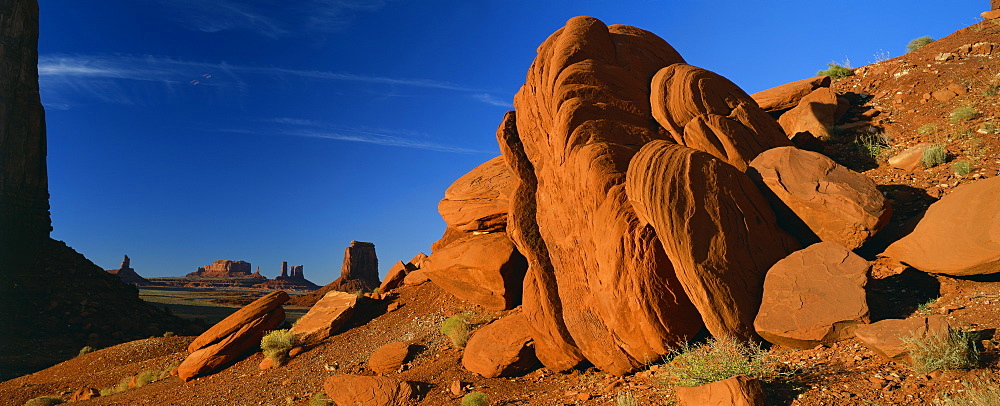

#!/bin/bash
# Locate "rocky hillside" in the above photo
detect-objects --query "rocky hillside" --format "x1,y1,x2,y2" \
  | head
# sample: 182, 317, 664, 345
4, 5, 1000, 406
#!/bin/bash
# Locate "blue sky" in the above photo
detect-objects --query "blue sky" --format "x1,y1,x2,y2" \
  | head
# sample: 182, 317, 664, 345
40, 0, 987, 284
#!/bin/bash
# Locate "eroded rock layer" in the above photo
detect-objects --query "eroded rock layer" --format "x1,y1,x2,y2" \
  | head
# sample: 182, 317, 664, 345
626, 141, 798, 342
505, 16, 704, 374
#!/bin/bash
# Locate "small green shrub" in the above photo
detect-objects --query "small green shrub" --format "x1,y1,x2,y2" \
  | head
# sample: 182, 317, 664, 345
914, 298, 937, 315
950, 106, 980, 123
818, 62, 854, 79
309, 392, 335, 406
921, 146, 947, 168
441, 314, 471, 348
261, 329, 297, 366
99, 376, 132, 396
23, 397, 64, 406
906, 36, 934, 53
663, 337, 781, 387
952, 161, 973, 175
163, 331, 175, 337
77, 346, 95, 357
615, 391, 638, 406
855, 132, 891, 161
938, 378, 1000, 406
134, 369, 170, 388
461, 392, 489, 406
917, 124, 938, 136
984, 84, 999, 97
902, 328, 980, 374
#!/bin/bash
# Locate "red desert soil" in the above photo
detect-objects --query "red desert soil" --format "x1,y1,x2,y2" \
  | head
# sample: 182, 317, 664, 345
5, 17, 1000, 406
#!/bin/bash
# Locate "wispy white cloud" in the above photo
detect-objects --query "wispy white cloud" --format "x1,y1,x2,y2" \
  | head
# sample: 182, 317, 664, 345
38, 54, 502, 106
152, 0, 390, 37
473, 93, 513, 108
152, 0, 287, 37
233, 117, 492, 154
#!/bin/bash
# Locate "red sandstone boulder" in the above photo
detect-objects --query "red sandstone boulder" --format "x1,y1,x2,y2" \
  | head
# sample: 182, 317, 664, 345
430, 227, 466, 252
749, 146, 891, 250
750, 76, 832, 113
504, 16, 704, 375
408, 252, 428, 269
178, 307, 285, 381
754, 242, 870, 349
983, 9, 1000, 19
675, 375, 766, 406
379, 261, 413, 292
882, 177, 1000, 276
323, 375, 416, 406
402, 269, 429, 286
422, 233, 527, 311
188, 291, 289, 353
855, 316, 951, 363
290, 291, 358, 346
438, 156, 515, 232
369, 342, 414, 374
626, 141, 798, 342
462, 313, 540, 378
887, 143, 936, 171
777, 87, 840, 140
70, 387, 100, 401
650, 64, 792, 170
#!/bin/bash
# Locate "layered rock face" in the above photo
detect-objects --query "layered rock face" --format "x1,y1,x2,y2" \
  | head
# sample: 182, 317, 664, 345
626, 141, 798, 342
649, 64, 793, 171
187, 260, 253, 277
503, 16, 705, 374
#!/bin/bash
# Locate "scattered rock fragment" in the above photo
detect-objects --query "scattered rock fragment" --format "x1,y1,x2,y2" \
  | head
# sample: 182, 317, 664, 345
755, 242, 870, 349
187, 291, 289, 353
379, 261, 414, 293
422, 233, 527, 311
750, 75, 832, 113
674, 375, 765, 406
369, 342, 414, 374
887, 143, 935, 171
70, 387, 100, 401
178, 306, 285, 381
438, 155, 515, 232
462, 313, 540, 378
749, 146, 892, 249
883, 176, 1000, 276
777, 87, 840, 140
290, 291, 358, 346
323, 374, 416, 406
855, 316, 950, 363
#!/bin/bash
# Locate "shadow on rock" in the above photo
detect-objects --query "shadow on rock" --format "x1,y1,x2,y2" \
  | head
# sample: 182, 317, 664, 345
855, 184, 936, 260
866, 268, 940, 322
